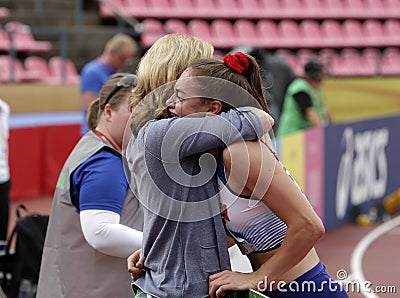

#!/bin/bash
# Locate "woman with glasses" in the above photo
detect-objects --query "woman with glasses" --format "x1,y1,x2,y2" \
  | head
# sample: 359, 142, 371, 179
37, 73, 143, 298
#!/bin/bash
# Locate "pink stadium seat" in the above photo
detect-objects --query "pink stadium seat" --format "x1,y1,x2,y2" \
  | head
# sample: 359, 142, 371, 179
5, 21, 52, 52
380, 47, 400, 76
169, 0, 195, 18
140, 19, 165, 48
361, 48, 380, 75
331, 49, 376, 77
233, 20, 259, 47
214, 0, 238, 18
192, 0, 217, 19
342, 19, 365, 47
259, 0, 282, 18
363, 20, 386, 47
237, 0, 262, 19
99, 0, 124, 18
295, 49, 318, 77
124, 0, 150, 18
24, 56, 52, 82
147, 0, 171, 18
0, 28, 10, 51
255, 20, 281, 48
210, 19, 236, 48
0, 7, 9, 19
318, 48, 337, 75
320, 19, 346, 48
302, 0, 325, 18
164, 19, 188, 35
275, 49, 298, 73
0, 55, 27, 83
187, 19, 213, 44
280, 0, 303, 18
277, 20, 301, 48
48, 56, 80, 84
364, 0, 386, 18
321, 0, 345, 18
384, 0, 400, 18
382, 19, 400, 47
299, 20, 324, 48
342, 0, 365, 18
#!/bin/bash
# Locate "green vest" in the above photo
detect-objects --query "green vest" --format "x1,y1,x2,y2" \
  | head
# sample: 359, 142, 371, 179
277, 78, 326, 137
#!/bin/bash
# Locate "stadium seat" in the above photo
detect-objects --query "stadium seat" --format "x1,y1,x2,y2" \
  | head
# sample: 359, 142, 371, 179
0, 55, 27, 83
299, 20, 324, 48
320, 19, 346, 48
187, 19, 213, 44
277, 20, 302, 48
237, 0, 262, 19
48, 56, 80, 84
214, 0, 239, 18
331, 48, 376, 77
255, 20, 280, 48
321, 0, 344, 18
318, 48, 337, 76
0, 27, 10, 51
192, 0, 217, 19
361, 48, 380, 75
280, 0, 303, 18
274, 49, 297, 73
24, 56, 52, 82
0, 7, 9, 19
147, 0, 171, 18
169, 0, 195, 18
233, 20, 259, 47
342, 19, 366, 47
164, 19, 188, 35
258, 0, 282, 18
295, 49, 318, 77
382, 19, 400, 47
380, 47, 400, 76
5, 21, 52, 52
363, 20, 386, 47
99, 0, 124, 18
210, 19, 236, 48
302, 0, 325, 18
124, 0, 150, 18
140, 19, 165, 48
384, 0, 400, 18
342, 0, 366, 18
364, 0, 386, 18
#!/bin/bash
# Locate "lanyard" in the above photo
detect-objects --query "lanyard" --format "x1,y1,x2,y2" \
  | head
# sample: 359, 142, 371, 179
93, 129, 121, 153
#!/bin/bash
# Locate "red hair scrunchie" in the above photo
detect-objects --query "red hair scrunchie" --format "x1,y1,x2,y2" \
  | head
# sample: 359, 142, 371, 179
223, 52, 249, 74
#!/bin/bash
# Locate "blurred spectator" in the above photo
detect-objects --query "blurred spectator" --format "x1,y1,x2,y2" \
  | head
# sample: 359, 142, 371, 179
230, 46, 296, 135
80, 33, 138, 135
277, 59, 329, 137
0, 99, 10, 253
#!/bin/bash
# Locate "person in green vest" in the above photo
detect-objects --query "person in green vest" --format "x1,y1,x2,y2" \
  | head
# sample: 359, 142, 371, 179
277, 59, 329, 137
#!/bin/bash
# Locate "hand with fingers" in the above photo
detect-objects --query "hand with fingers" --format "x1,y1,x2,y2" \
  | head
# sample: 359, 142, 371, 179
127, 248, 145, 281
209, 270, 261, 298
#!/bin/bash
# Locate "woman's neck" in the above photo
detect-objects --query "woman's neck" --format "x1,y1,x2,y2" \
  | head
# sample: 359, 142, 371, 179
94, 127, 121, 152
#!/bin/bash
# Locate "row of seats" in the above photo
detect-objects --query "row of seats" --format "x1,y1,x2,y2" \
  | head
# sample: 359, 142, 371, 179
0, 7, 9, 19
277, 48, 400, 77
100, 0, 400, 20
0, 55, 80, 84
0, 21, 52, 52
140, 18, 400, 49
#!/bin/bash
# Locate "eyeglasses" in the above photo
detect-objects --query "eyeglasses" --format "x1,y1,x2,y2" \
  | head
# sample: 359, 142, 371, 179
103, 74, 138, 107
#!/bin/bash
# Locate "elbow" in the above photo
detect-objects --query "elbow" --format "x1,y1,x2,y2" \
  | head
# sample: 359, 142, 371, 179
307, 216, 325, 242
